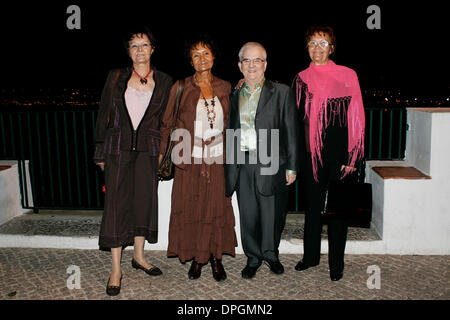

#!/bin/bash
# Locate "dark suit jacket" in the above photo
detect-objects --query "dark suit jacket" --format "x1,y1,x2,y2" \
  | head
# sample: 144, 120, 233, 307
93, 67, 173, 163
225, 79, 299, 196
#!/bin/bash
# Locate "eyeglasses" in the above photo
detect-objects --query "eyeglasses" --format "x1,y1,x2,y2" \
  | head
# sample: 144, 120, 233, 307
307, 40, 331, 49
240, 58, 266, 66
129, 42, 152, 50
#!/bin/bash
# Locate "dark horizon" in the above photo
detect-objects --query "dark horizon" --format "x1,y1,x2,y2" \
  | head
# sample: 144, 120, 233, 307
0, 1, 448, 96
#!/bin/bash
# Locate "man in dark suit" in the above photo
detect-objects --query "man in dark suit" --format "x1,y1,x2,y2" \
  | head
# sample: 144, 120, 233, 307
225, 42, 299, 279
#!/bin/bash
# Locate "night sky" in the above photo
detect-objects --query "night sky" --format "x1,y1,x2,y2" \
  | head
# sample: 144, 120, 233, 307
1, 1, 447, 95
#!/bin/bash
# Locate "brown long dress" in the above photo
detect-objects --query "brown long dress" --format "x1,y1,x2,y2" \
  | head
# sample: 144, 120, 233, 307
159, 76, 237, 264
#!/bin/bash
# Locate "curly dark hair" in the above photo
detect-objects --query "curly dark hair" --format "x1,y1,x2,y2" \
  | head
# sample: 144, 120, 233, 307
185, 34, 219, 64
305, 25, 336, 53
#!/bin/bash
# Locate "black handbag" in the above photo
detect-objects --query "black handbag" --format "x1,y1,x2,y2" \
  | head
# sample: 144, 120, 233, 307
322, 169, 372, 228
156, 80, 185, 181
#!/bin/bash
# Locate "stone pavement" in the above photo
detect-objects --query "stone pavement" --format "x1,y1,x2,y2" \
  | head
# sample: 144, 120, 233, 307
0, 210, 380, 245
0, 211, 448, 303
0, 248, 449, 300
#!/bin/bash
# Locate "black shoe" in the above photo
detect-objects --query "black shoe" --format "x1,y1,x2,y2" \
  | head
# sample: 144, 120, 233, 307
295, 261, 319, 271
266, 260, 284, 275
294, 260, 309, 271
210, 256, 227, 282
330, 272, 343, 281
188, 260, 203, 280
132, 258, 163, 276
106, 273, 122, 296
241, 265, 259, 279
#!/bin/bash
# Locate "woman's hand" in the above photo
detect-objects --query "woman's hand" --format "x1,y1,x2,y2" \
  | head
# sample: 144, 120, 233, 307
234, 78, 245, 90
341, 165, 356, 175
97, 162, 105, 171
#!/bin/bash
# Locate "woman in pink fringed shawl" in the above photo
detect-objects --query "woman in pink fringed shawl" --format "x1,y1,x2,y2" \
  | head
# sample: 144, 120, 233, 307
293, 26, 365, 281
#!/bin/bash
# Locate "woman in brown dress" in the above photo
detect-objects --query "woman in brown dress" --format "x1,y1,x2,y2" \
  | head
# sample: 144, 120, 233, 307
94, 26, 172, 295
159, 36, 237, 281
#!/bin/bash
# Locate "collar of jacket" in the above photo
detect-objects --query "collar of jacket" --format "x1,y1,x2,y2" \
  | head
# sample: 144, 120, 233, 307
233, 79, 275, 117
242, 77, 266, 96
255, 79, 274, 115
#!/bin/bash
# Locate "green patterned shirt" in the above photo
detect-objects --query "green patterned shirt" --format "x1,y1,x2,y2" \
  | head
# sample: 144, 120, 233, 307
238, 78, 296, 176
239, 78, 265, 151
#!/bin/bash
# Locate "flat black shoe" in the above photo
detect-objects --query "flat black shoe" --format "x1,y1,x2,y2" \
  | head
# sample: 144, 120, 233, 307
188, 260, 203, 280
266, 260, 284, 275
294, 260, 309, 271
106, 274, 122, 296
330, 272, 343, 281
132, 258, 162, 276
241, 265, 259, 279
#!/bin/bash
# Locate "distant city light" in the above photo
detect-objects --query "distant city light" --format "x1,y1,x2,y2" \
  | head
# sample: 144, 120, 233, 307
1, 88, 448, 108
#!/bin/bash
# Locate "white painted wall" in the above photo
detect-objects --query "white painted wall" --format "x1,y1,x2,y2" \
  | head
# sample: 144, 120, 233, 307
0, 160, 33, 225
149, 180, 244, 254
365, 108, 450, 254
405, 110, 433, 174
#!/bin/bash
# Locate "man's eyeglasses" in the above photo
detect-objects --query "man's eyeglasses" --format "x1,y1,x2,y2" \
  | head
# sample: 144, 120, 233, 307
240, 58, 266, 66
307, 40, 331, 49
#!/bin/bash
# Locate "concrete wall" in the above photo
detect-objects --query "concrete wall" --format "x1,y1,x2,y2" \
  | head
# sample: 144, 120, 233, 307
405, 110, 433, 174
152, 180, 244, 253
0, 161, 33, 225
365, 108, 450, 254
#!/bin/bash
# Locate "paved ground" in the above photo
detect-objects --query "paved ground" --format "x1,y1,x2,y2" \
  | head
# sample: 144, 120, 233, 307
0, 210, 380, 241
0, 248, 448, 301
0, 211, 448, 305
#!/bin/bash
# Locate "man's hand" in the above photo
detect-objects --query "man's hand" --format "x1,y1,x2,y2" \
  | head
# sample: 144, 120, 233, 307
286, 173, 296, 186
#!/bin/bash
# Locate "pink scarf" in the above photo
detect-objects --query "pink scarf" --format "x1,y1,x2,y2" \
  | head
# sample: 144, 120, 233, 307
296, 60, 365, 181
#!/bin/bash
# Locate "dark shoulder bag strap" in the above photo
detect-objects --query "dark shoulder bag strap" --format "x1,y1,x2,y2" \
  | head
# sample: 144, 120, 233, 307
172, 79, 185, 124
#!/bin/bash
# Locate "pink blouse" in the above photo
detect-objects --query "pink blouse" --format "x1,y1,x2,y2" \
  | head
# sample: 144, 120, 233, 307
124, 86, 153, 130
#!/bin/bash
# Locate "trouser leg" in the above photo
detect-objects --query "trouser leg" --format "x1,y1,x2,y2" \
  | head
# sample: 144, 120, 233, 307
302, 155, 327, 266
303, 201, 322, 266
257, 191, 279, 263
327, 217, 348, 274
271, 190, 288, 260
237, 164, 262, 268
302, 189, 324, 266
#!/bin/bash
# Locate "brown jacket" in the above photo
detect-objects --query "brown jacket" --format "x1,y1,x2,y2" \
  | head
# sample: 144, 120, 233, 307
159, 75, 232, 168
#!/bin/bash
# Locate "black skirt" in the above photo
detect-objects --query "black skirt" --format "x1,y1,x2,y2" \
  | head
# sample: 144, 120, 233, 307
99, 150, 159, 250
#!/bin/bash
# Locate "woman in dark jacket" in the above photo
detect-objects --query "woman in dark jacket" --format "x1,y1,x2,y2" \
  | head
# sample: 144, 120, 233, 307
94, 26, 172, 295
294, 26, 365, 281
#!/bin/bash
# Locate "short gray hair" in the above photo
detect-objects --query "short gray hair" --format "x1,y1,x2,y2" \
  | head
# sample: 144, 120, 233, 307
238, 42, 267, 61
